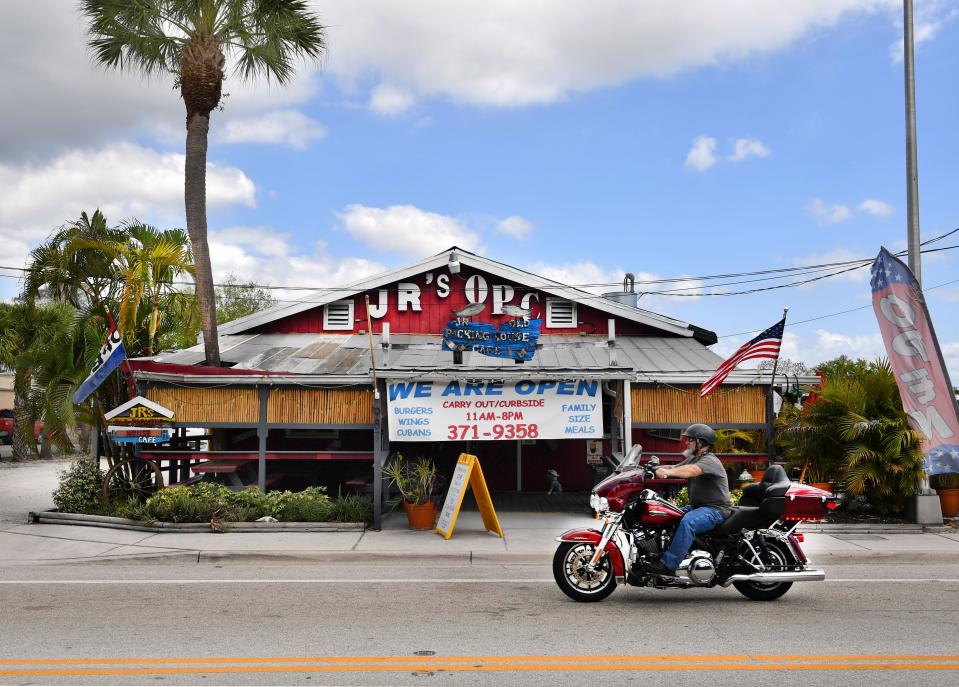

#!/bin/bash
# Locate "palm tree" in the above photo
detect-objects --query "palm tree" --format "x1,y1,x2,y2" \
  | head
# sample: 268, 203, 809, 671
24, 210, 126, 312
70, 221, 197, 356
80, 0, 326, 365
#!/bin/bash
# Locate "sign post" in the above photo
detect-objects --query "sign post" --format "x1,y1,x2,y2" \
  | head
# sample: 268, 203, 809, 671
435, 453, 503, 539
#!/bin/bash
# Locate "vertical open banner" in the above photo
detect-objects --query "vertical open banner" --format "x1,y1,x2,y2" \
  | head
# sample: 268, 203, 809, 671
435, 453, 503, 539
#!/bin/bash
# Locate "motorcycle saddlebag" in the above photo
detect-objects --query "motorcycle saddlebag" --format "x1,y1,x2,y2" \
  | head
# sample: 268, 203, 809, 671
783, 484, 835, 522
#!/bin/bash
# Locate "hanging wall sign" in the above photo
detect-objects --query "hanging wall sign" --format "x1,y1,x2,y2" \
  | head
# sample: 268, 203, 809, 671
441, 318, 542, 362
104, 396, 175, 428
386, 379, 603, 441
435, 453, 503, 539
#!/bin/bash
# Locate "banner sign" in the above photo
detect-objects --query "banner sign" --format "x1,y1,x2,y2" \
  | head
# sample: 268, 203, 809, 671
73, 324, 126, 404
441, 318, 542, 362
386, 379, 603, 442
871, 248, 959, 475
435, 453, 503, 539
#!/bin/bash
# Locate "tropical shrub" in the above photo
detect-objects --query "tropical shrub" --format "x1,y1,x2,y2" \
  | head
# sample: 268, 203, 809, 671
776, 360, 925, 515
52, 458, 106, 514
383, 454, 439, 505
930, 473, 959, 491
133, 485, 366, 524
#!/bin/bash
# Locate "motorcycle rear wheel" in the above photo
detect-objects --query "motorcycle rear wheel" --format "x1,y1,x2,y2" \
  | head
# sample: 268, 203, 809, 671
733, 540, 794, 601
553, 542, 617, 602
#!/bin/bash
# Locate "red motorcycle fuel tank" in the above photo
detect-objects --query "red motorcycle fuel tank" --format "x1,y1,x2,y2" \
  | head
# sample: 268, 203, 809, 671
635, 498, 684, 525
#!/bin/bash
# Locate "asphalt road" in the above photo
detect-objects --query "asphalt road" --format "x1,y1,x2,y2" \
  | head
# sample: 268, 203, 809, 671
0, 562, 957, 686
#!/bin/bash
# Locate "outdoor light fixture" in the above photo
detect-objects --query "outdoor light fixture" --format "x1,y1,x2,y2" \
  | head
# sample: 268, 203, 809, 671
448, 249, 461, 274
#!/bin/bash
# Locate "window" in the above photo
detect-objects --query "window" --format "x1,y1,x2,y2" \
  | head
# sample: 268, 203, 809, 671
546, 298, 576, 328
323, 300, 354, 330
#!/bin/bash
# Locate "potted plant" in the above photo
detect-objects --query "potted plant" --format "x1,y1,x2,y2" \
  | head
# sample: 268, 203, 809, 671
383, 453, 440, 529
930, 473, 959, 518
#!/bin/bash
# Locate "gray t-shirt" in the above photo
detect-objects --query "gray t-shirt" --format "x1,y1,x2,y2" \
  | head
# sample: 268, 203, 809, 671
676, 451, 732, 515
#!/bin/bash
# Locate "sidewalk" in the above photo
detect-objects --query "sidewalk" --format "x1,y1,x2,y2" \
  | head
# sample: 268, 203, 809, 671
2, 512, 958, 566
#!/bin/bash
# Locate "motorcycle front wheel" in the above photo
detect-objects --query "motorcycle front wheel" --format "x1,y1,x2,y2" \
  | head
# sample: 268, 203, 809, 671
552, 542, 617, 602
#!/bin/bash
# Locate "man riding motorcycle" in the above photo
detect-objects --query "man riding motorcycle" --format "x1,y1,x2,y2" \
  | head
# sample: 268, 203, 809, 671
646, 423, 731, 577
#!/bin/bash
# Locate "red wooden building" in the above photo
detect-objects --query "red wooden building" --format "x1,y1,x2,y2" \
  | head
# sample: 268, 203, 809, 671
131, 248, 806, 527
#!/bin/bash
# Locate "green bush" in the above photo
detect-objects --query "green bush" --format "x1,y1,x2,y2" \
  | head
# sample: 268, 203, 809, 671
130, 484, 361, 523
671, 487, 742, 509
52, 458, 106, 514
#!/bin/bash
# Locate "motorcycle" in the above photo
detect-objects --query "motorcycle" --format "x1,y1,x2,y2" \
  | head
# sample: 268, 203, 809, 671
553, 444, 836, 602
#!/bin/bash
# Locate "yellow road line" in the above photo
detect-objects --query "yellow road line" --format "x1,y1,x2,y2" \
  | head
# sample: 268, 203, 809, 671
0, 658, 959, 677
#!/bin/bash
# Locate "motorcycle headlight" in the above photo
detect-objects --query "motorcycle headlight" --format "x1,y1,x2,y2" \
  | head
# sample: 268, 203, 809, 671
590, 493, 609, 513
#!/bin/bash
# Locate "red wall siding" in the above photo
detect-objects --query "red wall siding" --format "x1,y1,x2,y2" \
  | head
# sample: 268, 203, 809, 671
259, 266, 659, 337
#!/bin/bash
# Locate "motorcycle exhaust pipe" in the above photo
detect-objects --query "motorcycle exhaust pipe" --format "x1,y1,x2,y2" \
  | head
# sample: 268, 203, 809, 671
720, 569, 825, 587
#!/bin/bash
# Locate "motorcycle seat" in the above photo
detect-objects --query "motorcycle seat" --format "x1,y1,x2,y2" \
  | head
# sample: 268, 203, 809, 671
707, 465, 792, 537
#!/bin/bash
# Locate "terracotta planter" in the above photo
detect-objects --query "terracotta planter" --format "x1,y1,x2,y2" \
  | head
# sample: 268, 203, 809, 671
750, 470, 766, 483
403, 502, 437, 530
809, 482, 833, 494
938, 488, 959, 519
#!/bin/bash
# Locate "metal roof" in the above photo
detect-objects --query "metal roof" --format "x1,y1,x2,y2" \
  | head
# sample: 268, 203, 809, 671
141, 333, 816, 386
217, 247, 716, 344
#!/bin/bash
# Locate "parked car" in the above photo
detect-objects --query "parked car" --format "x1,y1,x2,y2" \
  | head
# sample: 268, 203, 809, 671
0, 409, 43, 446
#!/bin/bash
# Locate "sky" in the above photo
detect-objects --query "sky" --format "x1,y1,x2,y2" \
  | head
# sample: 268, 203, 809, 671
1, 1, 958, 381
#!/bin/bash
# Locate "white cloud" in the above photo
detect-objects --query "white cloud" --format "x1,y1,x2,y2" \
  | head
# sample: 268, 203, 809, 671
217, 110, 327, 149
321, 0, 899, 108
337, 204, 485, 257
685, 136, 718, 172
496, 215, 533, 239
208, 227, 386, 294
523, 261, 705, 317
807, 197, 853, 225
729, 138, 770, 161
889, 1, 958, 62
0, 1, 320, 158
858, 198, 894, 217
369, 84, 417, 116
0, 142, 255, 246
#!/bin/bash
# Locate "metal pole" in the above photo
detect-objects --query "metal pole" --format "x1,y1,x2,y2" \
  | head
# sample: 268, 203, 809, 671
904, 0, 921, 284
765, 308, 788, 456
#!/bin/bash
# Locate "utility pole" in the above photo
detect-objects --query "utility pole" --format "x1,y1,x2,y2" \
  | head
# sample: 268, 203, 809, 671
903, 0, 921, 282
902, 0, 942, 523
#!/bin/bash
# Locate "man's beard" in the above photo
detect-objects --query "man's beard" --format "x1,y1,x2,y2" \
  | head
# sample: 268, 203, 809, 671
682, 446, 695, 459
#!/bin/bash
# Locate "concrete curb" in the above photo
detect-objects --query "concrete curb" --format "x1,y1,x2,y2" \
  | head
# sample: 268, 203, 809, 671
29, 511, 365, 533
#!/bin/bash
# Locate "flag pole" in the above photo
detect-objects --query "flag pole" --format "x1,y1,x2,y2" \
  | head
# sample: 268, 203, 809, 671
765, 308, 788, 458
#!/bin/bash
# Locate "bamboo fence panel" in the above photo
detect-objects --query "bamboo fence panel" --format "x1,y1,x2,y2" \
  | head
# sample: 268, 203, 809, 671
147, 387, 259, 424
267, 388, 374, 425
632, 385, 766, 426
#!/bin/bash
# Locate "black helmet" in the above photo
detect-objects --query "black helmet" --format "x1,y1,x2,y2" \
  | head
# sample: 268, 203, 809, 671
681, 423, 716, 446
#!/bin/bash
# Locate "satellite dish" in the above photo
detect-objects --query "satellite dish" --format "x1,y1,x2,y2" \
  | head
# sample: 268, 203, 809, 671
452, 302, 486, 318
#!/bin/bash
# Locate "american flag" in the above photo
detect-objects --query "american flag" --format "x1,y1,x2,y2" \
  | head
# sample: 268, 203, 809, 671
700, 317, 785, 398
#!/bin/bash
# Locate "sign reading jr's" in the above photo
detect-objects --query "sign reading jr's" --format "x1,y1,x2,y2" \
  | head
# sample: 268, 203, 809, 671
386, 379, 603, 442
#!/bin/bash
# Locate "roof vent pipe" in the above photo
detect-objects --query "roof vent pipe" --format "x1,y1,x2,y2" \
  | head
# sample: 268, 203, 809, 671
602, 273, 639, 308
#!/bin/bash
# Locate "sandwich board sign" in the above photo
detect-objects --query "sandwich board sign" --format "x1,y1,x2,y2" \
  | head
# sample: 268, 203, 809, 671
435, 453, 503, 539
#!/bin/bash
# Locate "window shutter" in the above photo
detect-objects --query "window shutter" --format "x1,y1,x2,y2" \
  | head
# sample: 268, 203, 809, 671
546, 298, 576, 328
323, 300, 354, 330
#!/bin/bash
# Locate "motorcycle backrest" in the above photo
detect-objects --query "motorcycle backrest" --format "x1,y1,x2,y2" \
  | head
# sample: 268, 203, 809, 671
739, 464, 791, 507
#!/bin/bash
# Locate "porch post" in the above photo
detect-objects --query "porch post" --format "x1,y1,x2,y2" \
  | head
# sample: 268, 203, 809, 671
257, 385, 269, 492
372, 380, 385, 530
622, 378, 632, 454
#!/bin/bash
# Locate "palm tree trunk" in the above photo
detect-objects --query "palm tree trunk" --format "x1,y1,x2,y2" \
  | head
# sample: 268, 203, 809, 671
11, 383, 33, 462
184, 112, 220, 366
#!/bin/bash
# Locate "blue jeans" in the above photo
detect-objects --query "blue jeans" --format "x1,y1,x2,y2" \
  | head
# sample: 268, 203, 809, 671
659, 505, 725, 570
